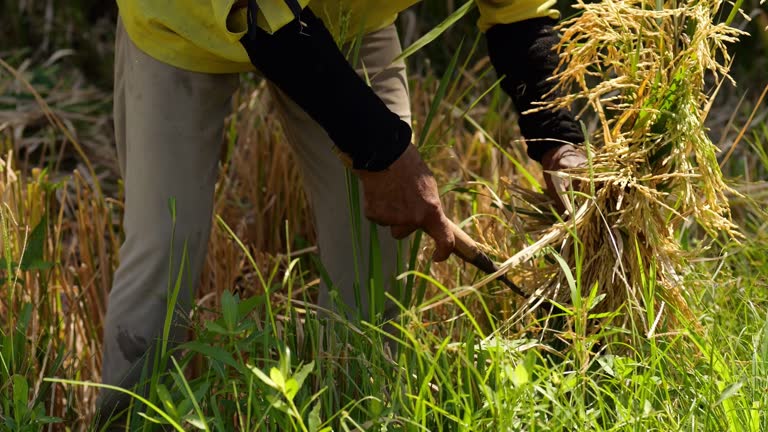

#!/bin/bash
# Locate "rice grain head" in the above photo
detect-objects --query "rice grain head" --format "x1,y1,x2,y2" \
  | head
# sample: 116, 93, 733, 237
503, 0, 746, 334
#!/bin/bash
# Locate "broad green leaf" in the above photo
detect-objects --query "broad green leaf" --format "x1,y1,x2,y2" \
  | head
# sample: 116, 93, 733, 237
561, 374, 578, 392
270, 367, 286, 391
19, 217, 51, 271
221, 290, 238, 331
204, 321, 230, 335
597, 355, 615, 377
511, 362, 528, 387
155, 384, 178, 418
284, 378, 299, 400
183, 414, 208, 430
292, 361, 314, 390
587, 282, 605, 310
266, 395, 292, 416
308, 402, 322, 432
248, 364, 277, 389
643, 399, 654, 415
12, 375, 29, 415
237, 294, 262, 319
551, 252, 579, 309
176, 397, 193, 421
179, 341, 240, 369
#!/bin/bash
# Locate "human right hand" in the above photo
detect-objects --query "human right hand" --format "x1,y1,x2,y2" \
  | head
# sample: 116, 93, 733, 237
354, 145, 456, 262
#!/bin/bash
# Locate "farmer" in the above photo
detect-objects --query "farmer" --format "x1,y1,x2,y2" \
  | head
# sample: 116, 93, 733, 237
98, 0, 586, 424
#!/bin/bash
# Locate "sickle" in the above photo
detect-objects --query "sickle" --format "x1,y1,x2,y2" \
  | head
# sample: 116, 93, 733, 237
448, 221, 528, 299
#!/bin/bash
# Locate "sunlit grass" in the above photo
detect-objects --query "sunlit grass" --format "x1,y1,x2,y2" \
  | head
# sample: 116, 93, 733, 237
1, 0, 768, 430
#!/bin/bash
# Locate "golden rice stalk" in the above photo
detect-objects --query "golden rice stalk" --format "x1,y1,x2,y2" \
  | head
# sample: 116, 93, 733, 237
490, 0, 747, 332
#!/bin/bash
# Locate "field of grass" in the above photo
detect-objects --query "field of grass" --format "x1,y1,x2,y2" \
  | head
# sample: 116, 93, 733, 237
2, 0, 768, 431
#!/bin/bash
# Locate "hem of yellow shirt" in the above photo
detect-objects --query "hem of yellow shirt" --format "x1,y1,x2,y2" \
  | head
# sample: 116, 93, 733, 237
120, 0, 560, 75
121, 14, 398, 74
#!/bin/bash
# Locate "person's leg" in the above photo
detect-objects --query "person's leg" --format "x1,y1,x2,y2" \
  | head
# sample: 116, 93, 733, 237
270, 24, 411, 322
98, 19, 239, 422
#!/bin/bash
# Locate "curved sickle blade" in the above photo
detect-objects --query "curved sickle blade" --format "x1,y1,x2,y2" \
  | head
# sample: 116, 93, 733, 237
448, 221, 528, 299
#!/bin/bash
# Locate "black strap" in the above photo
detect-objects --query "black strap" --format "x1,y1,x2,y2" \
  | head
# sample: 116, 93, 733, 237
239, 7, 412, 171
247, 0, 305, 40
283, 0, 303, 21
246, 0, 259, 40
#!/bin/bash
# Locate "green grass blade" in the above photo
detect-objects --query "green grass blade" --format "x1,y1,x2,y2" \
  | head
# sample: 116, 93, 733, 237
417, 38, 464, 149
389, 1, 475, 66
44, 378, 185, 431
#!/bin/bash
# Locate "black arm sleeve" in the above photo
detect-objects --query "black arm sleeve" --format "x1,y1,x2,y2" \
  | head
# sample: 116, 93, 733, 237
486, 17, 584, 163
239, 3, 411, 171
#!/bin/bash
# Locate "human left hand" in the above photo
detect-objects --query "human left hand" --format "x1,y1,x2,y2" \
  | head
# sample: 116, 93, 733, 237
541, 144, 588, 212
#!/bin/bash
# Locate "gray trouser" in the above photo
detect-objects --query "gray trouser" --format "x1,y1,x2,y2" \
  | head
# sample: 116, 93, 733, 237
98, 20, 410, 415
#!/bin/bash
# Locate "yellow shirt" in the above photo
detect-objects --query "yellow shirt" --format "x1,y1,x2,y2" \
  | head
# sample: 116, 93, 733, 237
117, 0, 559, 74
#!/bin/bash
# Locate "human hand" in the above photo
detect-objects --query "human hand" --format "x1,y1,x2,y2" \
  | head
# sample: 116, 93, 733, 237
541, 144, 588, 212
354, 145, 455, 261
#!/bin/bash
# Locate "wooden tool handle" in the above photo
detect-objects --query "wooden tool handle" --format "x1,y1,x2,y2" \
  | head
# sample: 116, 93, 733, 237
448, 221, 481, 263
447, 221, 529, 298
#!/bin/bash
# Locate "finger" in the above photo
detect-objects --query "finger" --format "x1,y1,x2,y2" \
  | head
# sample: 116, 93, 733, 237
390, 225, 417, 240
365, 212, 389, 227
544, 172, 567, 214
424, 214, 455, 262
561, 154, 588, 169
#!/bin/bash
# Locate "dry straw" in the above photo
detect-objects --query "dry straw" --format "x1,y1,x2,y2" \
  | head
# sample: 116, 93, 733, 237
484, 0, 747, 333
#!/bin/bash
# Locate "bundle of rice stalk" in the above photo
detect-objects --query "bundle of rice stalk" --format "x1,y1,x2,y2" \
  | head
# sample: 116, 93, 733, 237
487, 0, 747, 332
